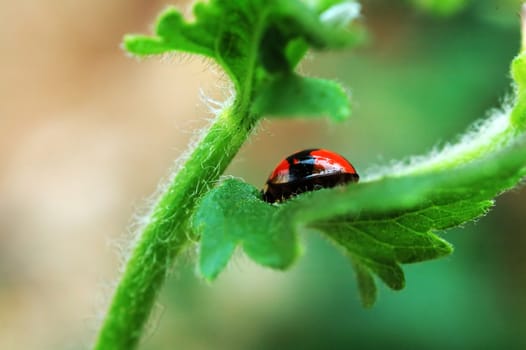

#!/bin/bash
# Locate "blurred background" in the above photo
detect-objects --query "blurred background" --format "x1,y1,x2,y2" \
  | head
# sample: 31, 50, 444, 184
1, 0, 526, 349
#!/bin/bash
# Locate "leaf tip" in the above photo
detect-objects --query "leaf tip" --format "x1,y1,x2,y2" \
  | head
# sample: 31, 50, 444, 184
352, 260, 378, 307
155, 5, 182, 28
199, 261, 222, 282
440, 240, 454, 256
121, 35, 162, 56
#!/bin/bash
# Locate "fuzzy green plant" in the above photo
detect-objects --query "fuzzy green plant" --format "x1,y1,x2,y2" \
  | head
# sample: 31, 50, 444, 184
407, 0, 471, 16
93, 1, 526, 349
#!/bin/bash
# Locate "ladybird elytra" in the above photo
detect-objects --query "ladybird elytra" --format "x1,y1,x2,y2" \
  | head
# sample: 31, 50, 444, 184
262, 148, 359, 203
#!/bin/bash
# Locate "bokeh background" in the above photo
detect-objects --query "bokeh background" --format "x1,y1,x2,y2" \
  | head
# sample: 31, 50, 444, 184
1, 0, 526, 349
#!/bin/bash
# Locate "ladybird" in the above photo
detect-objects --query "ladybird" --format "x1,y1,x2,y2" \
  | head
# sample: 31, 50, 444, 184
262, 148, 359, 203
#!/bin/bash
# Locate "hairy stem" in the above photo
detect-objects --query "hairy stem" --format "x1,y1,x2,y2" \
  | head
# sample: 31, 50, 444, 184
93, 102, 258, 350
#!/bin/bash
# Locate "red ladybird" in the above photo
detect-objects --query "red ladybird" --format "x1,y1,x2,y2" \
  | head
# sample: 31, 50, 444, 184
262, 148, 359, 203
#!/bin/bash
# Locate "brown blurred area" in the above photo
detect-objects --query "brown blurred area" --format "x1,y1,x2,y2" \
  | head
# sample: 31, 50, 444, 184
0, 1, 218, 348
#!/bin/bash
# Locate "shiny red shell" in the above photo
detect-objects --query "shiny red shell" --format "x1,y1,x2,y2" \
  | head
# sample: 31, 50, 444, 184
262, 148, 359, 203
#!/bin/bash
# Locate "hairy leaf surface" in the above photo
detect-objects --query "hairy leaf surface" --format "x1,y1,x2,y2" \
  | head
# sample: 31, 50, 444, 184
193, 141, 526, 305
124, 0, 363, 121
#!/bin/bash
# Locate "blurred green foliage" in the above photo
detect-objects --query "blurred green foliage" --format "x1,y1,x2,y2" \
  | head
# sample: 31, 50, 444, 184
143, 1, 526, 349
407, 0, 470, 16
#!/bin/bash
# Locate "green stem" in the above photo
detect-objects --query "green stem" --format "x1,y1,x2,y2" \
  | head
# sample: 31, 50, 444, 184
93, 102, 258, 350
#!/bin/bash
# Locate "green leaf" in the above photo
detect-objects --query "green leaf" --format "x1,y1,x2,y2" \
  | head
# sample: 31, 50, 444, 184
351, 260, 377, 308
123, 0, 363, 121
406, 0, 471, 16
285, 138, 526, 305
251, 73, 351, 121
192, 179, 299, 280
193, 141, 526, 304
